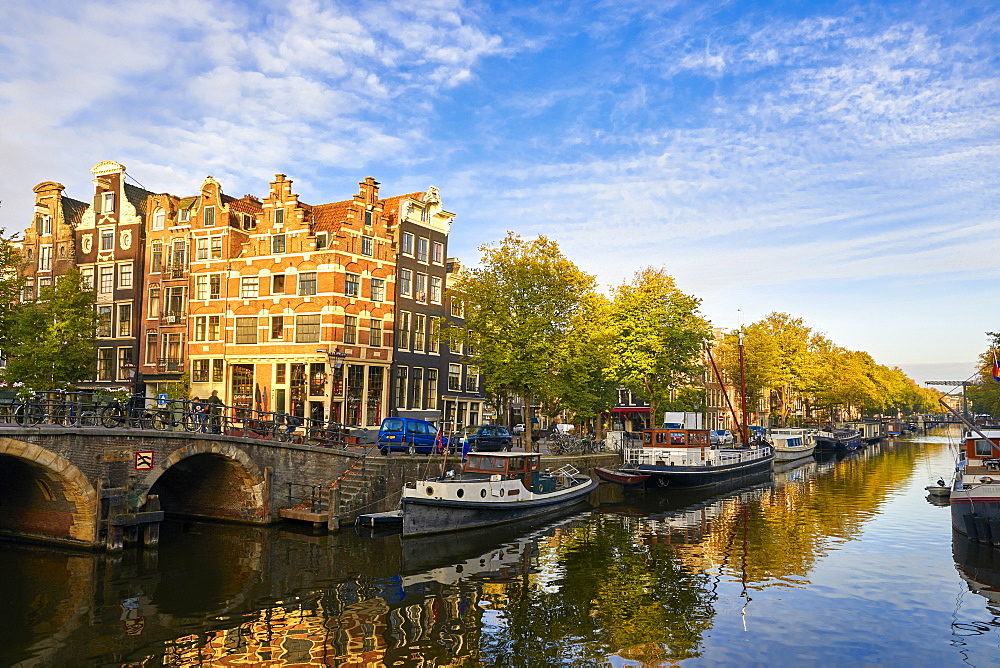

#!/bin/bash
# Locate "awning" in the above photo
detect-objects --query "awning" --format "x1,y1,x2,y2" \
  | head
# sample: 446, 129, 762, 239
611, 407, 650, 414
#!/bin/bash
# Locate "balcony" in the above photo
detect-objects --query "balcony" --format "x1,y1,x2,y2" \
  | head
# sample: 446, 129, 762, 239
161, 311, 185, 325
157, 358, 184, 373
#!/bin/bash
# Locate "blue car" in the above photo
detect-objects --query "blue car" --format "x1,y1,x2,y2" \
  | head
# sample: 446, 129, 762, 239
377, 417, 452, 455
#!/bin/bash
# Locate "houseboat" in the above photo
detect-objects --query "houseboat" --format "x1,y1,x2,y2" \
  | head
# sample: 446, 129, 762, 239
950, 425, 1000, 543
815, 427, 862, 453
617, 426, 774, 489
400, 452, 597, 537
769, 428, 818, 462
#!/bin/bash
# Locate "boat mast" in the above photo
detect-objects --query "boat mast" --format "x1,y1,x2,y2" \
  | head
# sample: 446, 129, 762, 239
738, 329, 749, 444
705, 342, 744, 441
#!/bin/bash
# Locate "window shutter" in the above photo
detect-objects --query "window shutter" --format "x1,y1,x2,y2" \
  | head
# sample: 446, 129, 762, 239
35, 214, 42, 233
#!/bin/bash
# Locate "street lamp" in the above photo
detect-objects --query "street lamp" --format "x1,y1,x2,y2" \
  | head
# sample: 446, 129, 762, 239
316, 348, 349, 422
121, 359, 138, 395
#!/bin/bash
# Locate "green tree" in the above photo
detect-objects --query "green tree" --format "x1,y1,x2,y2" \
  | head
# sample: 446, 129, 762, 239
968, 332, 1000, 416
0, 229, 26, 352
2, 268, 97, 388
607, 267, 710, 426
447, 233, 600, 451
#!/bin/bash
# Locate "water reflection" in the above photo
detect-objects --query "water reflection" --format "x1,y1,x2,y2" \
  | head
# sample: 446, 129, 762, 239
0, 433, 972, 666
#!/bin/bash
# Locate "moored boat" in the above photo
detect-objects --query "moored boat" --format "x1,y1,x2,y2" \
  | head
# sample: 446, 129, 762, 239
815, 427, 861, 453
618, 426, 774, 489
594, 467, 650, 487
400, 452, 598, 537
769, 428, 818, 461
950, 424, 1000, 543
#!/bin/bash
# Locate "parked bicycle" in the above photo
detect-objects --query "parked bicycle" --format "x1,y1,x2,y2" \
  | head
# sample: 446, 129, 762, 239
100, 395, 171, 430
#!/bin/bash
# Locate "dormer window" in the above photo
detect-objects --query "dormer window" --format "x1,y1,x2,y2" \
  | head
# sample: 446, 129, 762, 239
179, 208, 190, 223
242, 213, 256, 230
102, 192, 115, 213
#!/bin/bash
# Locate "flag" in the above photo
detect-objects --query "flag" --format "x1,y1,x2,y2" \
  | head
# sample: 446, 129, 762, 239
993, 352, 1000, 383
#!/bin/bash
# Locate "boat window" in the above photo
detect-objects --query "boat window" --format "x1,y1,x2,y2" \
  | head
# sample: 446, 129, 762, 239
692, 432, 707, 445
644, 432, 652, 444
467, 455, 482, 469
493, 458, 507, 471
976, 440, 995, 457
671, 432, 685, 445
510, 457, 522, 471
655, 432, 667, 444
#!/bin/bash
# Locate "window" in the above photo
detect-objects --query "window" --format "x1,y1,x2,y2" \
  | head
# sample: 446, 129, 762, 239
395, 367, 408, 409
414, 314, 426, 352
210, 274, 221, 299
97, 306, 112, 337
401, 232, 414, 256
145, 332, 158, 364
361, 236, 373, 256
196, 238, 208, 260
449, 364, 461, 391
295, 314, 321, 343
343, 316, 357, 344
364, 209, 373, 226
204, 206, 216, 226
429, 317, 441, 353
151, 242, 162, 272
399, 268, 412, 296
98, 348, 114, 380
171, 240, 186, 275
345, 273, 359, 297
210, 236, 222, 259
371, 278, 385, 302
81, 268, 94, 291
426, 369, 438, 410
208, 315, 221, 340
466, 367, 479, 392
100, 229, 114, 251
99, 266, 114, 294
241, 213, 256, 230
165, 286, 186, 321
22, 278, 34, 301
40, 215, 52, 235
118, 263, 133, 289
271, 274, 285, 294
37, 245, 52, 271
316, 232, 328, 250
270, 315, 284, 340
369, 319, 382, 347
212, 359, 224, 382
102, 192, 115, 213
298, 272, 317, 296
451, 299, 464, 318
193, 316, 207, 341
152, 208, 165, 230
430, 276, 442, 303
432, 241, 444, 264
271, 234, 286, 254
397, 311, 410, 349
410, 367, 423, 410
415, 273, 427, 302
240, 276, 259, 299
416, 237, 429, 263
179, 208, 190, 223
38, 277, 51, 293
118, 303, 131, 337
192, 359, 210, 383
195, 275, 209, 300
274, 208, 284, 224
236, 317, 257, 344
148, 286, 160, 318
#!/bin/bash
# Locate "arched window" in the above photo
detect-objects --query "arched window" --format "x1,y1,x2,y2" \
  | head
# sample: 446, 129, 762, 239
152, 207, 165, 231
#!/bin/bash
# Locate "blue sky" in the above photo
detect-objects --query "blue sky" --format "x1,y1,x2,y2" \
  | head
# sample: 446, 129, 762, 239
1, 0, 997, 384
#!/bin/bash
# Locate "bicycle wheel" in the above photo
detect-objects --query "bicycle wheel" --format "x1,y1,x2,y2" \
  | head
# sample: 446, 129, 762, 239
182, 412, 199, 432
15, 403, 43, 426
149, 410, 169, 431
101, 405, 126, 428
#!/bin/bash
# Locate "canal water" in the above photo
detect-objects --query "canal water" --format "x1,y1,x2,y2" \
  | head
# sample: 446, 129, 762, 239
2, 428, 997, 666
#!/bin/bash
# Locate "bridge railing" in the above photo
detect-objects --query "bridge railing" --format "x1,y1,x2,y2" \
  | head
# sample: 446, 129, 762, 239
0, 390, 358, 449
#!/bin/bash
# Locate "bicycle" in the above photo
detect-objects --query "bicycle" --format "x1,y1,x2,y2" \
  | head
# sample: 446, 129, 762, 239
100, 397, 171, 430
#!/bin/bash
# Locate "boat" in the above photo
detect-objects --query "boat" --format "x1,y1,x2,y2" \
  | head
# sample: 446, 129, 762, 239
399, 451, 598, 537
815, 427, 861, 453
355, 509, 403, 527
768, 428, 818, 462
925, 478, 950, 499
618, 426, 774, 489
950, 421, 1000, 543
594, 467, 650, 487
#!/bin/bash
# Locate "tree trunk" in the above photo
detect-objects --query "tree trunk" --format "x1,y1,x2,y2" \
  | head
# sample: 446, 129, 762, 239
524, 392, 534, 453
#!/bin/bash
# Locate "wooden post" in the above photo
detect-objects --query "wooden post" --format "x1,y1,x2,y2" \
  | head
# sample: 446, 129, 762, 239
143, 495, 161, 547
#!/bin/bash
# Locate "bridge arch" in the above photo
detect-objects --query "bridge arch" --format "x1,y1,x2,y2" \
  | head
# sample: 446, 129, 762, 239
140, 441, 268, 523
0, 436, 98, 546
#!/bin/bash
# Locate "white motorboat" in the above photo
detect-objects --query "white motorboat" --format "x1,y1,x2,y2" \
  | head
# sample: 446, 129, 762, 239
769, 428, 818, 461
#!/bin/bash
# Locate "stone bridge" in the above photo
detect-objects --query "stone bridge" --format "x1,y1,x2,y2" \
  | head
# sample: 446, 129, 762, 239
0, 425, 375, 550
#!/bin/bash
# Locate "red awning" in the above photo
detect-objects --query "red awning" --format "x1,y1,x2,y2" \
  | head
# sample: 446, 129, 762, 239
611, 407, 650, 414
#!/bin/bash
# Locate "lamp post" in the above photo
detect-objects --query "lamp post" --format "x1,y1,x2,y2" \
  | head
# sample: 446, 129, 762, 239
121, 359, 138, 396
317, 348, 348, 423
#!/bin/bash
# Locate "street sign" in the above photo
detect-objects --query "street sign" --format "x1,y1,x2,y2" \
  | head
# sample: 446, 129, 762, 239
157, 393, 168, 405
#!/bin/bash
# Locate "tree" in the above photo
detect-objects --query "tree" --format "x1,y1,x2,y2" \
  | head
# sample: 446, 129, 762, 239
0, 229, 26, 352
2, 268, 97, 388
607, 268, 710, 427
447, 233, 600, 452
968, 332, 1000, 416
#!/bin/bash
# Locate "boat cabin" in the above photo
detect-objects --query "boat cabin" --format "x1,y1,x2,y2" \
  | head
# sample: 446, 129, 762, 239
464, 452, 541, 477
961, 429, 1000, 470
642, 428, 711, 448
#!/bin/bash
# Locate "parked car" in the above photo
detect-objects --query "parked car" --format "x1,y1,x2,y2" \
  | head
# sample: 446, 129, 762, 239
710, 429, 735, 445
461, 424, 514, 452
512, 424, 526, 434
377, 417, 451, 455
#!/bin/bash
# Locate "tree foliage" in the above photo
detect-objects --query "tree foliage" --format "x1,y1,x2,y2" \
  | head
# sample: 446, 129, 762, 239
447, 233, 605, 450
2, 268, 97, 388
968, 332, 1000, 416
607, 268, 710, 425
0, 229, 26, 352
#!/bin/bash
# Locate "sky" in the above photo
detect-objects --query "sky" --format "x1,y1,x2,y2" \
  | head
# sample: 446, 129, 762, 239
0, 0, 996, 386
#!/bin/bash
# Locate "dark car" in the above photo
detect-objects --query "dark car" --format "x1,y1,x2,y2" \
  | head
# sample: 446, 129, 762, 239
461, 425, 514, 452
